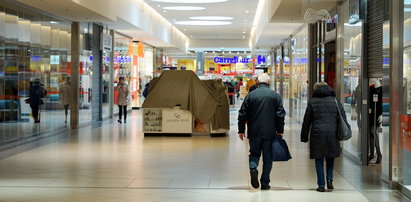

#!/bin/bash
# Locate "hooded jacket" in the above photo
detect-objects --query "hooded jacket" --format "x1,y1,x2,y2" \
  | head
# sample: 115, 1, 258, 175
300, 85, 346, 159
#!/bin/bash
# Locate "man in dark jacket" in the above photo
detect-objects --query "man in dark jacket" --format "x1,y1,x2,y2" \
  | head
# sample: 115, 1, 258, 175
300, 82, 347, 192
238, 73, 286, 190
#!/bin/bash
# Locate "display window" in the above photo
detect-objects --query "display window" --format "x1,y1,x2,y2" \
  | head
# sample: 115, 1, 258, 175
0, 2, 74, 145
341, 0, 363, 161
400, 0, 411, 190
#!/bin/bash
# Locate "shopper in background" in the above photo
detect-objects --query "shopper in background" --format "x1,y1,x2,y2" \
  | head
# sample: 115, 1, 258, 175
142, 82, 150, 98
116, 77, 129, 124
238, 73, 286, 190
59, 76, 71, 124
246, 77, 256, 92
237, 78, 243, 99
28, 78, 46, 123
249, 77, 259, 93
300, 82, 346, 192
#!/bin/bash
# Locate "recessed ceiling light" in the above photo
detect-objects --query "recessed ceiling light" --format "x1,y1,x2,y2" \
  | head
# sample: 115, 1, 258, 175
163, 10, 167, 13
157, 4, 161, 7
245, 10, 249, 13
152, 0, 227, 3
242, 31, 246, 34
50, 21, 59, 24
190, 16, 233, 20
163, 6, 206, 10
175, 21, 232, 25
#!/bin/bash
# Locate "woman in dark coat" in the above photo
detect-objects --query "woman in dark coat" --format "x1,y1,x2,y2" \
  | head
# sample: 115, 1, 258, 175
301, 82, 347, 192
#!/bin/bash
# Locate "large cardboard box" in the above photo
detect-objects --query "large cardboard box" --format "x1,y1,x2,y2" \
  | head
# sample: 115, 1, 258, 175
143, 108, 193, 133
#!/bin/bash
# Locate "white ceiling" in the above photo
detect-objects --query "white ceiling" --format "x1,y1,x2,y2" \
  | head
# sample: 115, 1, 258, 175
142, 0, 258, 42
255, 23, 303, 49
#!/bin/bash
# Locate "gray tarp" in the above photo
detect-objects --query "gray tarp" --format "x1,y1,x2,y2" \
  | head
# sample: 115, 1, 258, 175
142, 71, 229, 130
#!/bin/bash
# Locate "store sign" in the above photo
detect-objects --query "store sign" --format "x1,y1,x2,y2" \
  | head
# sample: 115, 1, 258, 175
101, 33, 112, 52
213, 55, 266, 64
50, 55, 60, 65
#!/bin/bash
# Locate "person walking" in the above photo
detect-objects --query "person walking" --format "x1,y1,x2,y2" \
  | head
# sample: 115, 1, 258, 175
29, 78, 46, 123
238, 73, 286, 190
59, 76, 71, 124
116, 77, 129, 124
300, 82, 347, 192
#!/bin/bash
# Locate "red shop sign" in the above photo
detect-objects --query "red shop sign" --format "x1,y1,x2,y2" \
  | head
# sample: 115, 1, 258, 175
400, 115, 411, 152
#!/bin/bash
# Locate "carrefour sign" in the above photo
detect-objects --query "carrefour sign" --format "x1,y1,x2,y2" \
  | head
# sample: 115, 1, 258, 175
213, 55, 266, 64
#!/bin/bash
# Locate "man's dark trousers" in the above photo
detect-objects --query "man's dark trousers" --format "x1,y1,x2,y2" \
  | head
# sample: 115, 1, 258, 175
249, 137, 273, 186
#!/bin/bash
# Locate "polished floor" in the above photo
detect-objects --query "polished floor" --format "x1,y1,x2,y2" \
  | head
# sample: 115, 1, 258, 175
0, 104, 409, 202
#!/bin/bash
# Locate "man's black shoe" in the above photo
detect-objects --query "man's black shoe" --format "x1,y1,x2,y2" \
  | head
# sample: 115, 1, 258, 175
261, 185, 270, 190
327, 180, 334, 190
316, 187, 325, 192
250, 168, 259, 189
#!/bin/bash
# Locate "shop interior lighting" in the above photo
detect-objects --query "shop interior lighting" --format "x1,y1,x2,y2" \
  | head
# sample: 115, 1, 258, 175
175, 21, 232, 25
50, 21, 59, 24
190, 16, 233, 20
163, 6, 206, 10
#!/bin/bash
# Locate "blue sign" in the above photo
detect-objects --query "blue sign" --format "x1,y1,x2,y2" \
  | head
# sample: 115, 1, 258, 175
257, 55, 266, 64
214, 56, 250, 64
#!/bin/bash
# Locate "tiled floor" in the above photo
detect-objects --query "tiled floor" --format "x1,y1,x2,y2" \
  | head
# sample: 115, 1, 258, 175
0, 103, 409, 201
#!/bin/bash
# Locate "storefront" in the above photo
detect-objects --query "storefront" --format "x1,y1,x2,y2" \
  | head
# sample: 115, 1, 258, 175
0, 1, 73, 145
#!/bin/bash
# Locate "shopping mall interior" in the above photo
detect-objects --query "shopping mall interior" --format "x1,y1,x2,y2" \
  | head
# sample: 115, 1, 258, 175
0, 0, 411, 201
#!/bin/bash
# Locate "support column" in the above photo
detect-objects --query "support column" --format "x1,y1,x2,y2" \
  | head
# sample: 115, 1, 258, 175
279, 45, 284, 97
70, 22, 80, 129
196, 52, 204, 75
92, 23, 102, 122
289, 36, 294, 117
308, 23, 317, 100
109, 30, 114, 118
389, 0, 404, 184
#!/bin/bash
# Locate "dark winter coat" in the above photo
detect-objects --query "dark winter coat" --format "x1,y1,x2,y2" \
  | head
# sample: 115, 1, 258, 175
300, 85, 346, 159
238, 83, 286, 139
29, 81, 46, 106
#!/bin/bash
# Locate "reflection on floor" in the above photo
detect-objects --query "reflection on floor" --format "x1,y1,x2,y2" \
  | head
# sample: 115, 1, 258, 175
0, 102, 409, 202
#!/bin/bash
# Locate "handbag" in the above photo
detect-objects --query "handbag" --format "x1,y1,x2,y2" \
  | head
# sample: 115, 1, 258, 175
272, 135, 292, 162
334, 99, 352, 141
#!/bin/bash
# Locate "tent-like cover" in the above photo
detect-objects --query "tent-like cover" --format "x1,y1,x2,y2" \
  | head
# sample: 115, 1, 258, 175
142, 71, 229, 130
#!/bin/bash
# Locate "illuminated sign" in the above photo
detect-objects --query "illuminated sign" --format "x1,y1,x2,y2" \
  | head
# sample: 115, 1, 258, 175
214, 56, 249, 64
213, 55, 266, 64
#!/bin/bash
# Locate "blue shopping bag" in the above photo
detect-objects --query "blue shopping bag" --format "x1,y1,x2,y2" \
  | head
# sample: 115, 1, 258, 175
272, 136, 292, 162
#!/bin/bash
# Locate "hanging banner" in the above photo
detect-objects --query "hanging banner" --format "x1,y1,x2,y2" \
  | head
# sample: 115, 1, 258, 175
138, 42, 144, 57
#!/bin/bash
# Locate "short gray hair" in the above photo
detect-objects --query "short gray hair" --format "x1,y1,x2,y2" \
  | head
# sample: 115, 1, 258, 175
313, 82, 328, 90
257, 73, 270, 84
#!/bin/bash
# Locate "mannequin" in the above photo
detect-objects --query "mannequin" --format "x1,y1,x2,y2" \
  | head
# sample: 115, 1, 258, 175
368, 78, 382, 164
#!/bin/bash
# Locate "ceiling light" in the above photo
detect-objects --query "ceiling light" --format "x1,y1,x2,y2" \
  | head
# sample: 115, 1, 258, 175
242, 31, 246, 34
245, 10, 249, 13
157, 4, 161, 7
175, 21, 232, 25
163, 6, 205, 11
163, 10, 167, 13
152, 0, 227, 3
190, 16, 233, 20
50, 21, 59, 24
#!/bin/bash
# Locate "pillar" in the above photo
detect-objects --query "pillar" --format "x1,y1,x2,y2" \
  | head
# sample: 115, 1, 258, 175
70, 22, 80, 129
109, 29, 114, 118
196, 52, 204, 75
92, 23, 102, 122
